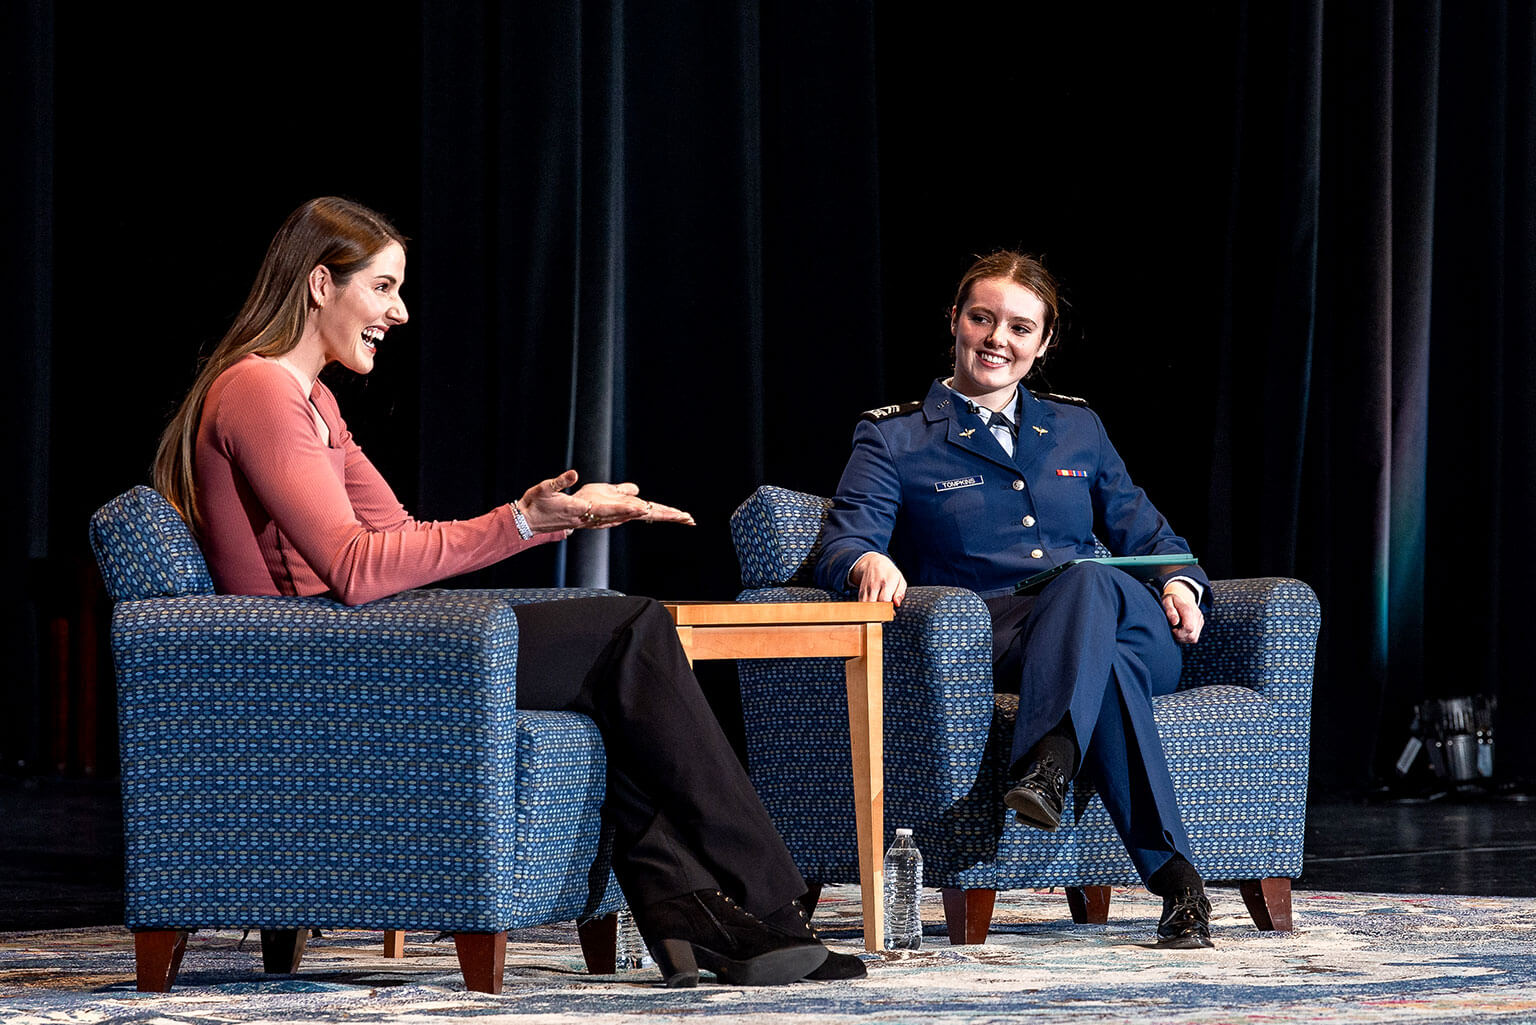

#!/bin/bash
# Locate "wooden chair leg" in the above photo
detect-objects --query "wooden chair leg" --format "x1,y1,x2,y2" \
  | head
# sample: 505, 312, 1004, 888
1238, 877, 1293, 931
259, 929, 308, 974
133, 929, 189, 992
382, 930, 406, 958
940, 887, 997, 945
577, 914, 618, 974
1066, 885, 1112, 924
454, 931, 507, 993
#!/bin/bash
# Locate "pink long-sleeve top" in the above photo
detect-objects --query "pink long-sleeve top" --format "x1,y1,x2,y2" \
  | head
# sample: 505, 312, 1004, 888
195, 353, 559, 605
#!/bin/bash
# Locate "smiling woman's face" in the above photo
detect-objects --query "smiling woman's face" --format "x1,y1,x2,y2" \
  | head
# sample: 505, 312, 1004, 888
949, 275, 1050, 409
317, 241, 409, 375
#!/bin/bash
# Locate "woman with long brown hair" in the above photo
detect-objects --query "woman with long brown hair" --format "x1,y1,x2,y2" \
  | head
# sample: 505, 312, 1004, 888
154, 196, 864, 986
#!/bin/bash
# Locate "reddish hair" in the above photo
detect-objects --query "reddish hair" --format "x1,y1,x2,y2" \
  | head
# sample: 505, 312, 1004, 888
951, 250, 1064, 352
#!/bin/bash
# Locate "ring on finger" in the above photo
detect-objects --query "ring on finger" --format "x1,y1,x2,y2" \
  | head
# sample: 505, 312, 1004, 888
581, 501, 597, 524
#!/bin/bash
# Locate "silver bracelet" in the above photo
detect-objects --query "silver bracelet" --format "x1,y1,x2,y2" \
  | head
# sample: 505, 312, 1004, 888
511, 501, 536, 540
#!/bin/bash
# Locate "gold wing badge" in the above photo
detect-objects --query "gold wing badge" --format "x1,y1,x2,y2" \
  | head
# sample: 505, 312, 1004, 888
1032, 426, 1049, 436
958, 428, 976, 438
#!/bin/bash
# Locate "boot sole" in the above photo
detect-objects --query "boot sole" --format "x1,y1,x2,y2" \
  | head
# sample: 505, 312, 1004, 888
693, 942, 828, 985
804, 950, 869, 980
1155, 933, 1215, 949
1004, 787, 1062, 831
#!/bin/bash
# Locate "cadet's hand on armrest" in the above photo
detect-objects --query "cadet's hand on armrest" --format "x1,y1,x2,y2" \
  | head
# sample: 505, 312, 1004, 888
849, 552, 908, 608
1161, 582, 1204, 644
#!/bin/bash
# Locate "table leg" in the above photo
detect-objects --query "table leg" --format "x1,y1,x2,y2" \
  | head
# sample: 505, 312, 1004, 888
674, 625, 694, 668
844, 622, 885, 952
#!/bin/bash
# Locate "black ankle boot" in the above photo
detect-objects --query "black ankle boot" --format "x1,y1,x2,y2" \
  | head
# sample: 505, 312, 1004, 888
631, 889, 828, 987
763, 902, 867, 980
1004, 755, 1067, 830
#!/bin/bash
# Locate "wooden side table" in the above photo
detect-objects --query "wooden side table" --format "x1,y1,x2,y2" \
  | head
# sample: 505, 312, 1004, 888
663, 600, 896, 952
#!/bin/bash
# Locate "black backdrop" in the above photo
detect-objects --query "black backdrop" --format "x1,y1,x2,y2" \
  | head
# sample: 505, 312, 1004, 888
4, 0, 1533, 793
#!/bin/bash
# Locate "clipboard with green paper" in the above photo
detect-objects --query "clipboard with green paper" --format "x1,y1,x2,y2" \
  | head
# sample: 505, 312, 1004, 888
1013, 554, 1199, 595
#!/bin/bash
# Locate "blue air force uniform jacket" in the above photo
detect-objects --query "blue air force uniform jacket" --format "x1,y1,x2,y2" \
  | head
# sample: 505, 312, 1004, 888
815, 379, 1211, 603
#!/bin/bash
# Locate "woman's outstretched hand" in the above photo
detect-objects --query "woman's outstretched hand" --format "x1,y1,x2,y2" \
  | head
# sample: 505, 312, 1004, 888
518, 469, 695, 534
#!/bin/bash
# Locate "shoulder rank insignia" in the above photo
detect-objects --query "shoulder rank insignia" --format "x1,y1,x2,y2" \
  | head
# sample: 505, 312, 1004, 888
1030, 389, 1090, 407
860, 399, 923, 423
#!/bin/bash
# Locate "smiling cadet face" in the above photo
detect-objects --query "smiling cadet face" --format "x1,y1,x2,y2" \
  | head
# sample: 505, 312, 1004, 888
949, 276, 1051, 411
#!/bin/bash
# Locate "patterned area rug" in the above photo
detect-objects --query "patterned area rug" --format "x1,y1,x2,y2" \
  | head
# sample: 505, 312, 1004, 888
3, 885, 1534, 1024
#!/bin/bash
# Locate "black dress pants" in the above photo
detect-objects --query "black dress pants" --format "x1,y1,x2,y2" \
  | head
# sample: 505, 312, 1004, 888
511, 595, 807, 915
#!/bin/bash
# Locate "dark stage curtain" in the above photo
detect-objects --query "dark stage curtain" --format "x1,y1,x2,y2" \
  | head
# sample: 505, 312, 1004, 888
413, 1, 884, 596
1212, 1, 1536, 785
413, 1, 1535, 789
2, 0, 53, 772
8, 2, 1533, 792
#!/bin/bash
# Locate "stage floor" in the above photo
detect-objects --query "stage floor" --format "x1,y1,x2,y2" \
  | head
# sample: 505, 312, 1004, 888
3, 776, 1533, 931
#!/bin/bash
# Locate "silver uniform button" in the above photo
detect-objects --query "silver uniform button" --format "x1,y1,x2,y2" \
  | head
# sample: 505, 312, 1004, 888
1022, 515, 1036, 527
1031, 548, 1044, 559
1011, 479, 1024, 491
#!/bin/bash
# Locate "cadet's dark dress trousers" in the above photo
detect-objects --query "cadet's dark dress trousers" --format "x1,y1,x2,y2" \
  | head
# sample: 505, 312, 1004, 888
987, 561, 1193, 880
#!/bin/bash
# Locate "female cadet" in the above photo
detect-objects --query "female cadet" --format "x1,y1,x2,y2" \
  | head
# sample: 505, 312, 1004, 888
815, 251, 1215, 948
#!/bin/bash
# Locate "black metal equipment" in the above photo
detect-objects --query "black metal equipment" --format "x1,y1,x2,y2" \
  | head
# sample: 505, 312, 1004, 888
1396, 695, 1497, 785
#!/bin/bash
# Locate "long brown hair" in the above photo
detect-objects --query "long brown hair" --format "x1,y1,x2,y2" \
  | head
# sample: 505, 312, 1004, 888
152, 197, 406, 532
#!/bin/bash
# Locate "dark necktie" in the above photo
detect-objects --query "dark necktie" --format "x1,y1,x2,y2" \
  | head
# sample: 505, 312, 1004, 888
968, 404, 1016, 457
989, 408, 1017, 440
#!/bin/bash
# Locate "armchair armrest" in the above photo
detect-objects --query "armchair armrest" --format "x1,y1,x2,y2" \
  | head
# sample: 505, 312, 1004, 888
447, 586, 621, 606
112, 589, 532, 929
1173, 577, 1318, 848
881, 586, 996, 806
1177, 577, 1320, 701
736, 584, 995, 806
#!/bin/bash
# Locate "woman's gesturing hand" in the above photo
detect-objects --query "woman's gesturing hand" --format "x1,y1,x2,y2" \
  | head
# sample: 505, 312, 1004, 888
848, 551, 908, 608
518, 470, 695, 534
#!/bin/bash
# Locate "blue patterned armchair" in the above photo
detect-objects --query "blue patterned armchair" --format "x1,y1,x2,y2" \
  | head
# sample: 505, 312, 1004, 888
730, 485, 1319, 942
89, 486, 623, 992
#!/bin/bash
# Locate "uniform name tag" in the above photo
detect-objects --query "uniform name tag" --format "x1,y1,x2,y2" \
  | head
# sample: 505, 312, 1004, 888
935, 475, 984, 492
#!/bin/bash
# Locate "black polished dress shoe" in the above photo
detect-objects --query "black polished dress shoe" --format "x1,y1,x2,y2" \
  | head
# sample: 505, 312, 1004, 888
1155, 888, 1215, 949
632, 889, 828, 987
1003, 756, 1067, 831
763, 902, 867, 981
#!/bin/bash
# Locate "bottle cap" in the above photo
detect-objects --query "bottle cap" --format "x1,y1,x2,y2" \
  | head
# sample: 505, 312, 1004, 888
895, 827, 913, 836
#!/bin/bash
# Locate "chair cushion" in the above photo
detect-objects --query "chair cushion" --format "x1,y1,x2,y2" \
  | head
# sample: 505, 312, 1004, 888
731, 486, 834, 588
89, 486, 214, 601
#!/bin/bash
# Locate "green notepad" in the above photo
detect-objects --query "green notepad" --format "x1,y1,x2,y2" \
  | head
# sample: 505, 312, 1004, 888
1013, 554, 1199, 595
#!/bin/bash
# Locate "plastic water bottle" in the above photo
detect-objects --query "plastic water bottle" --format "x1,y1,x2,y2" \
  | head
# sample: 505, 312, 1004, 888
883, 827, 924, 949
615, 904, 653, 970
